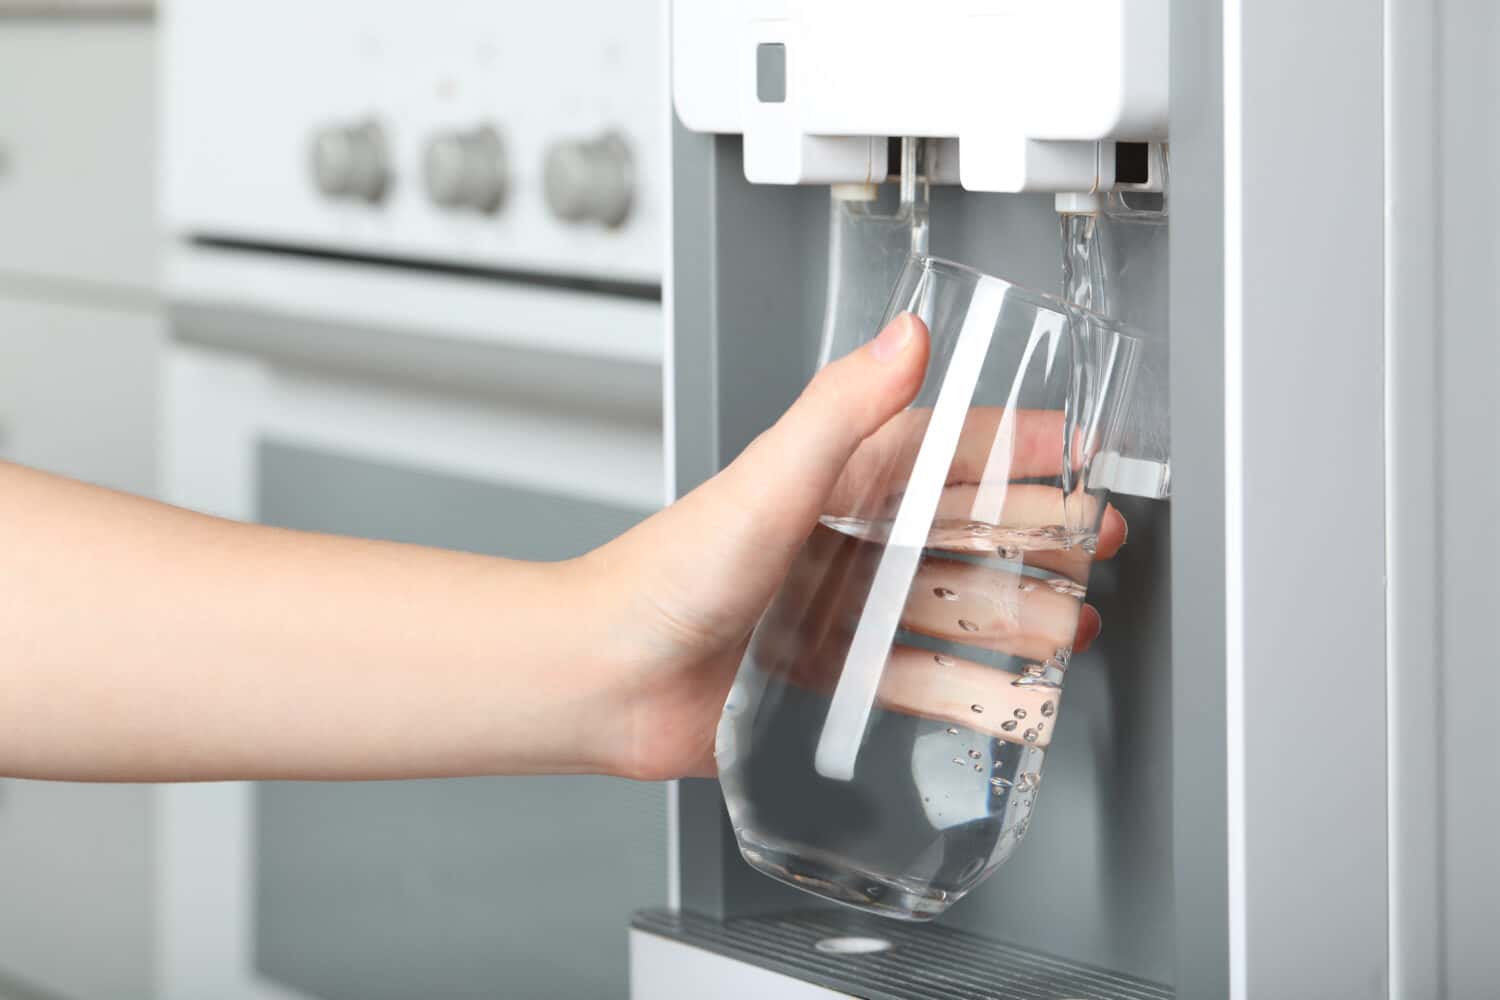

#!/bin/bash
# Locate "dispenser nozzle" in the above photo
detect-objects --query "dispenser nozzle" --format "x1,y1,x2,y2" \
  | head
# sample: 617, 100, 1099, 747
898, 136, 919, 207
1055, 191, 1109, 216
814, 138, 931, 369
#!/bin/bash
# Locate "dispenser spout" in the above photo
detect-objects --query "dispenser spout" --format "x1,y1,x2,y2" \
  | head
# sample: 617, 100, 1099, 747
814, 138, 930, 369
898, 136, 920, 210
1057, 185, 1172, 500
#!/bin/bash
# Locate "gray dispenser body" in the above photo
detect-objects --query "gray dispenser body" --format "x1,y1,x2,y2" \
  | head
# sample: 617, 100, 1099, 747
636, 1, 1500, 997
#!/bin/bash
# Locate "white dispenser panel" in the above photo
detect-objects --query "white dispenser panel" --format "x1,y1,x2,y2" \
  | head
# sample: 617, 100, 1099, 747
672, 0, 1166, 192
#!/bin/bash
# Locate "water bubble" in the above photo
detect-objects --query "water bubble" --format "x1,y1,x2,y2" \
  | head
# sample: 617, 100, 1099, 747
946, 726, 960, 736
967, 749, 982, 760
990, 777, 1013, 790
1047, 577, 1087, 598
1035, 721, 1045, 732
1010, 665, 1047, 687
1001, 720, 1018, 732
1023, 729, 1038, 743
1012, 668, 1063, 690
933, 586, 959, 601
952, 757, 964, 766
974, 763, 984, 772
958, 619, 980, 632
970, 703, 984, 714
1018, 581, 1037, 593
1041, 701, 1056, 718
933, 654, 954, 667
1017, 772, 1040, 792
1013, 708, 1027, 720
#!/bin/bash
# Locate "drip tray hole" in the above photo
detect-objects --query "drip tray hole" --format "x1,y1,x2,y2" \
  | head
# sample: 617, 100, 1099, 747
813, 935, 893, 956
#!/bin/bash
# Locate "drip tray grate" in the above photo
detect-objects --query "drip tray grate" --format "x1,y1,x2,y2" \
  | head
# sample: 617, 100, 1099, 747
632, 908, 1174, 1000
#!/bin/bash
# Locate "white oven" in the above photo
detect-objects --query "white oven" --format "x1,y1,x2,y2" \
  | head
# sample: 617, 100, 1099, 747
156, 3, 668, 997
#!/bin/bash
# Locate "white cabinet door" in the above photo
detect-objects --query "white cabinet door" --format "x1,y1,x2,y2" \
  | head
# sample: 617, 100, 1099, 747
0, 19, 158, 293
0, 293, 162, 1000
0, 14, 163, 1000
0, 781, 155, 1000
0, 294, 162, 496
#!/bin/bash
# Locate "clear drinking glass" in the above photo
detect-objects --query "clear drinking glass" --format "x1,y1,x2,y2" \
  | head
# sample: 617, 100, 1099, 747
716, 255, 1143, 920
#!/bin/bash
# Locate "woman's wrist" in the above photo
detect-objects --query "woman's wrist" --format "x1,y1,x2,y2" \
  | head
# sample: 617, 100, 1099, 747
516, 546, 642, 779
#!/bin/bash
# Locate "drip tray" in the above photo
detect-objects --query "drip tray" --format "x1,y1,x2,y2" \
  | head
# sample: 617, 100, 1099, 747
631, 908, 1174, 1000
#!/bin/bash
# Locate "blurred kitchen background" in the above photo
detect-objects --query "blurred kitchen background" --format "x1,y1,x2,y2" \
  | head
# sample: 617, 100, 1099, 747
0, 2, 668, 998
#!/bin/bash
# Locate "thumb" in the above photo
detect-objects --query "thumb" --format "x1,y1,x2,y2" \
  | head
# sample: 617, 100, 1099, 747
633, 313, 929, 644
713, 312, 929, 542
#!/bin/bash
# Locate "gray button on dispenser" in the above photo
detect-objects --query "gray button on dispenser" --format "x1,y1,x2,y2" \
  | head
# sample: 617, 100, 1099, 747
756, 43, 787, 103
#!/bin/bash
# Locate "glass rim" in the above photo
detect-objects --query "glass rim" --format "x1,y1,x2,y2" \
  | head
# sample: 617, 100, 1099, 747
913, 253, 1148, 347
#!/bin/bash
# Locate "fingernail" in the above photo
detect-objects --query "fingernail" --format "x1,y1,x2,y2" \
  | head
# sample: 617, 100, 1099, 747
1080, 602, 1104, 641
870, 313, 915, 363
1076, 605, 1102, 652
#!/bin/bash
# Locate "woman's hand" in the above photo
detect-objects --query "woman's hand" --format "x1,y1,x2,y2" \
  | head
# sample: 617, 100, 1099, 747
0, 313, 1121, 785
583, 315, 1127, 781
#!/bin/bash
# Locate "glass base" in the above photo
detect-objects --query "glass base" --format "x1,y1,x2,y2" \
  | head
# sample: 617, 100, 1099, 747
737, 835, 957, 922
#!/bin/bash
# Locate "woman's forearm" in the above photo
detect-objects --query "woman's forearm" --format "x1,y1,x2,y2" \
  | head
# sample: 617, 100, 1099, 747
0, 462, 617, 782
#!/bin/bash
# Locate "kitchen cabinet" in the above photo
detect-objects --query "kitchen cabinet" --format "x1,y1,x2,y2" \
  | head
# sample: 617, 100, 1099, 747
0, 13, 161, 495
0, 781, 155, 1000
0, 294, 162, 495
0, 13, 162, 1000
0, 18, 158, 293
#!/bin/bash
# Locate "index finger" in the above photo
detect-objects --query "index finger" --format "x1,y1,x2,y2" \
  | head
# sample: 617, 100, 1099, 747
830, 408, 1079, 518
866, 406, 1075, 484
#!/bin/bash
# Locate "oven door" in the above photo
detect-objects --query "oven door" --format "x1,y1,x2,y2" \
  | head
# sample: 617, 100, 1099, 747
156, 250, 666, 1000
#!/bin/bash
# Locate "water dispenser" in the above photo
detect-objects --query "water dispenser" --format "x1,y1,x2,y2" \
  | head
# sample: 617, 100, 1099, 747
635, 0, 1411, 997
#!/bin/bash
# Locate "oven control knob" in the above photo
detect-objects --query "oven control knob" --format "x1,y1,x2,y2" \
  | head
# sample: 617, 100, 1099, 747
543, 132, 633, 228
310, 119, 390, 203
424, 125, 507, 213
